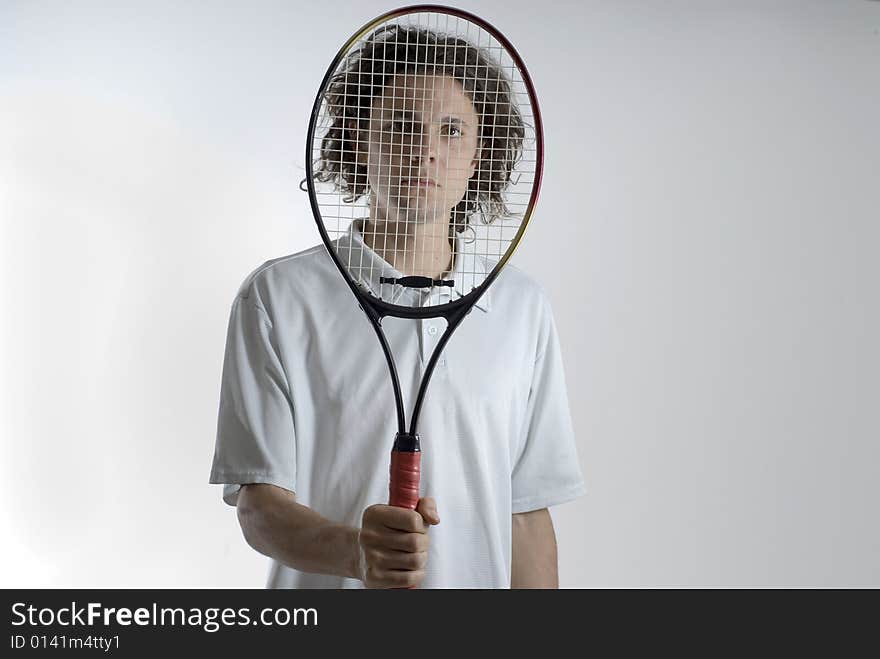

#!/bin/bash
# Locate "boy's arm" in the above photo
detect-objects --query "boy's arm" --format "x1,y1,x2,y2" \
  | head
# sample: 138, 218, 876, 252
511, 508, 559, 588
236, 483, 440, 588
236, 483, 362, 580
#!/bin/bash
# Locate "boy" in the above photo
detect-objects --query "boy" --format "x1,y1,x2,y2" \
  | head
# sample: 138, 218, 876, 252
209, 24, 585, 588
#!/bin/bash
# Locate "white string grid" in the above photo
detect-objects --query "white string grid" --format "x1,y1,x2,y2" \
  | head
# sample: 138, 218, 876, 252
312, 11, 537, 308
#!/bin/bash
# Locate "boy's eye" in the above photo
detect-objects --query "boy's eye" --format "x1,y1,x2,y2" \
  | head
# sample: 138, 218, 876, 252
444, 124, 462, 137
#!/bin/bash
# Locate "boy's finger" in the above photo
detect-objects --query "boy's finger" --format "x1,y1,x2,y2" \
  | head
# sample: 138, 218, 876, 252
416, 497, 440, 525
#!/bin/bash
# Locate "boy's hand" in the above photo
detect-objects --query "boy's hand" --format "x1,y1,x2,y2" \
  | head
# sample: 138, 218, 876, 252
357, 497, 440, 588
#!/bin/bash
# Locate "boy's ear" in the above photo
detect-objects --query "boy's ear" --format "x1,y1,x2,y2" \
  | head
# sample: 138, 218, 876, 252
468, 139, 484, 179
347, 119, 367, 165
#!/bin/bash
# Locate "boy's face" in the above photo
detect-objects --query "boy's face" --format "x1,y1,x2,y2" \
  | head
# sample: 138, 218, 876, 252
358, 72, 480, 227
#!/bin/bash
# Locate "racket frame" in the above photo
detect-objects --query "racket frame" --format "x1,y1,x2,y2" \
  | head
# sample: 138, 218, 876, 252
305, 3, 544, 505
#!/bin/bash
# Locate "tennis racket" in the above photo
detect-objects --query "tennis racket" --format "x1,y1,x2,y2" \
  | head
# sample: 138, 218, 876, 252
305, 4, 543, 512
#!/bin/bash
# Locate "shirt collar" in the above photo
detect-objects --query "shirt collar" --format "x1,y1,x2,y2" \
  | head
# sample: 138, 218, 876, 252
334, 220, 492, 313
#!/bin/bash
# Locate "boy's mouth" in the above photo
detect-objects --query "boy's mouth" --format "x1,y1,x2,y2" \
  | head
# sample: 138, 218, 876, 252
401, 178, 438, 188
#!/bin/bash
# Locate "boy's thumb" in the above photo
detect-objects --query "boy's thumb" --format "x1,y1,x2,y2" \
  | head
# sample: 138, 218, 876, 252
416, 496, 440, 525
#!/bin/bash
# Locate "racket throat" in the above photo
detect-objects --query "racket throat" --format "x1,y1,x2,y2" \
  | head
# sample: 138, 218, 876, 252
379, 275, 454, 289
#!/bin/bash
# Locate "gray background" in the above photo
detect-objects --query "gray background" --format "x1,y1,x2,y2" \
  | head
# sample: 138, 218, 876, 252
1, 0, 877, 587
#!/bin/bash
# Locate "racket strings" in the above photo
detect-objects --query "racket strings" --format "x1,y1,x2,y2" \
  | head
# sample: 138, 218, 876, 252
312, 10, 537, 307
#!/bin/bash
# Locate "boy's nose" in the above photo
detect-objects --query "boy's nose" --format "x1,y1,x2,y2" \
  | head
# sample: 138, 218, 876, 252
408, 127, 437, 163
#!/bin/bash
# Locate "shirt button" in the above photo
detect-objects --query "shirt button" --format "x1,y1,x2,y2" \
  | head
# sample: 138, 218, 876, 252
427, 325, 438, 336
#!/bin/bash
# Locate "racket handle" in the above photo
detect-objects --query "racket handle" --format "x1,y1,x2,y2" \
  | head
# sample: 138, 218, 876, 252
388, 433, 421, 510
389, 434, 420, 590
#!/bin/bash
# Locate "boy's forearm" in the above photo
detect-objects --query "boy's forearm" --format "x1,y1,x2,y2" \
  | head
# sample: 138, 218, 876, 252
511, 508, 559, 588
236, 484, 361, 580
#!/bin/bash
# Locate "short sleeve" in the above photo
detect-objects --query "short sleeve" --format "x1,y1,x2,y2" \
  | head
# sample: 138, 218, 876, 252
209, 293, 297, 507
511, 297, 587, 513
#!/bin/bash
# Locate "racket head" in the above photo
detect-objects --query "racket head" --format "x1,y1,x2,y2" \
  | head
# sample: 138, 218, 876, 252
306, 5, 543, 318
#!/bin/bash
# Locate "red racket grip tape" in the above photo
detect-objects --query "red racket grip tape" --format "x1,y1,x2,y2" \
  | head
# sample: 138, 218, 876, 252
389, 449, 421, 510
388, 434, 421, 589
389, 432, 421, 509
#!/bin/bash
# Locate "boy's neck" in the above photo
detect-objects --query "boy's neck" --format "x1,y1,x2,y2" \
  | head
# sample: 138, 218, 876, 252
362, 213, 453, 281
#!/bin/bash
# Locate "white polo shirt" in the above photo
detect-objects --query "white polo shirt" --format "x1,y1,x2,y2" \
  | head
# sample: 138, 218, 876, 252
209, 222, 586, 588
